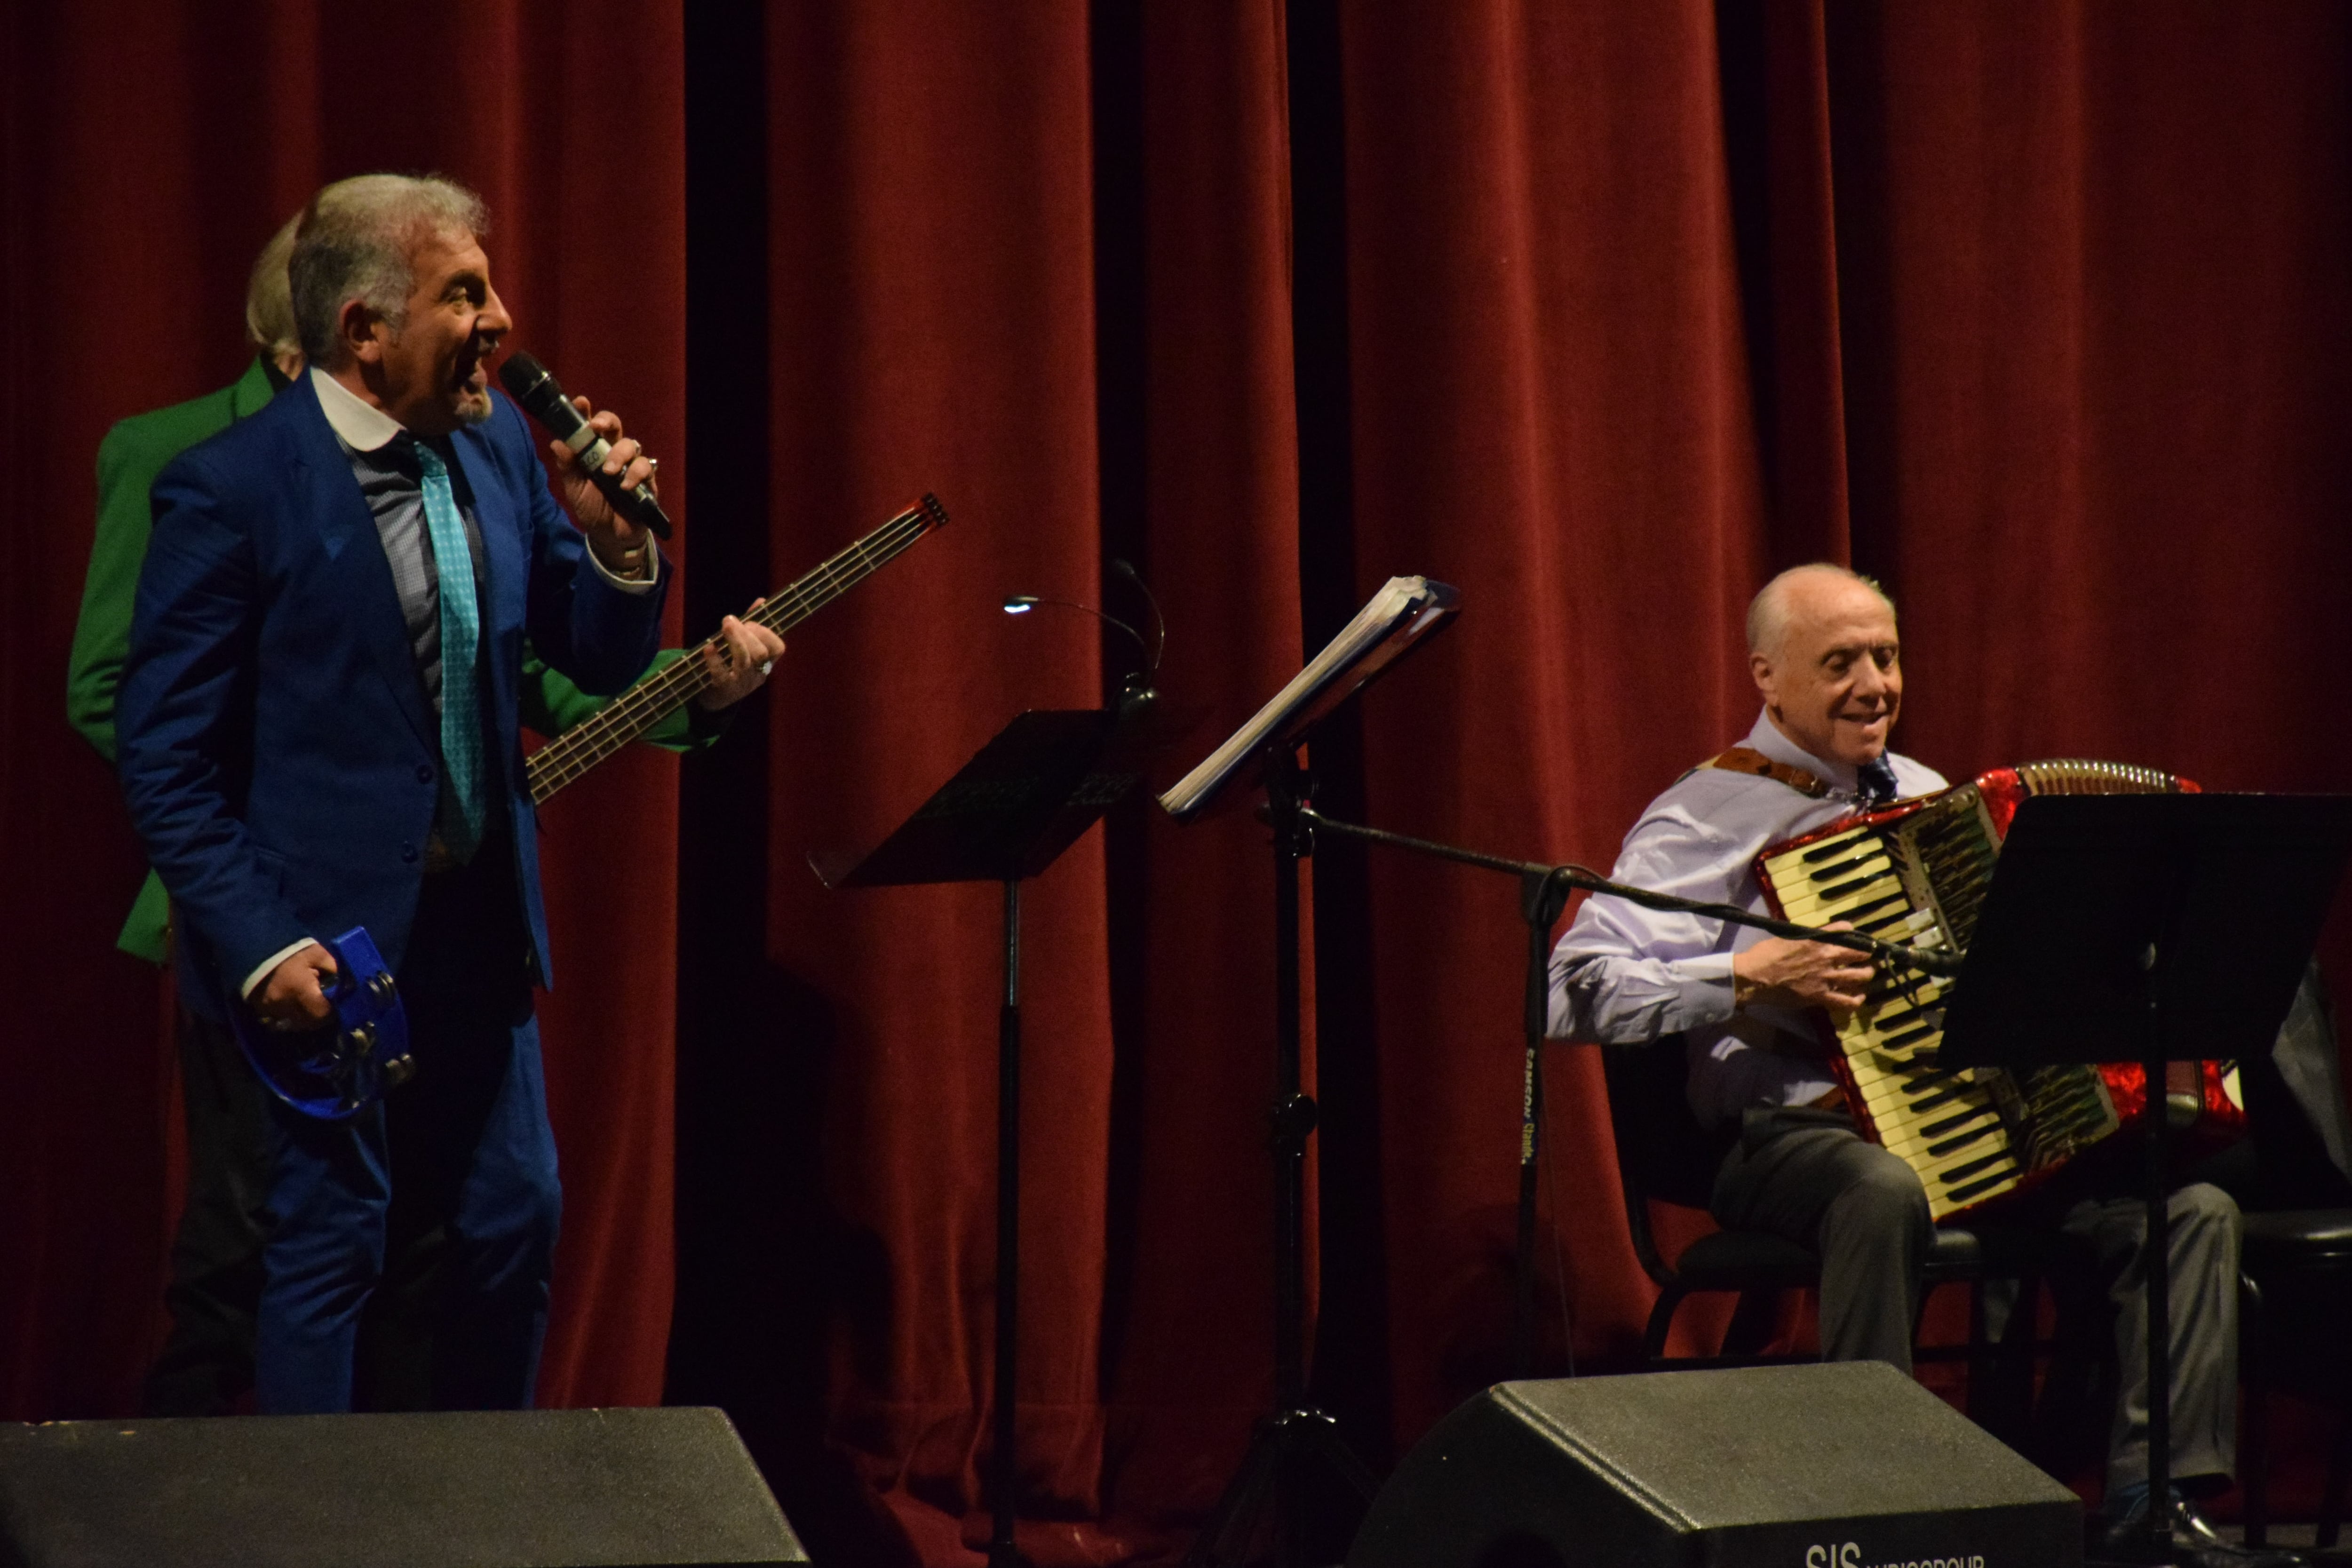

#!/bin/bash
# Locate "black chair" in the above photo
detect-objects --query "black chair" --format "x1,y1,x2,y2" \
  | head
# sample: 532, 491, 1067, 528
2226, 965, 2352, 1550
2239, 1211, 2352, 1548
1597, 1036, 2032, 1395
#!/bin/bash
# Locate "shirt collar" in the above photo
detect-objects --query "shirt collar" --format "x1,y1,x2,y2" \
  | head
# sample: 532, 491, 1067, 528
309, 364, 408, 453
1744, 706, 1860, 796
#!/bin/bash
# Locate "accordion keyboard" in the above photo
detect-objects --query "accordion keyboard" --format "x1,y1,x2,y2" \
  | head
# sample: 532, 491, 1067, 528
1753, 761, 2183, 1221
1765, 820, 2029, 1218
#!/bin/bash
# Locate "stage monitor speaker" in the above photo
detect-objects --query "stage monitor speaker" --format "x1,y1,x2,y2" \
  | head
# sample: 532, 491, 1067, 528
1349, 1361, 2081, 1568
0, 1405, 808, 1568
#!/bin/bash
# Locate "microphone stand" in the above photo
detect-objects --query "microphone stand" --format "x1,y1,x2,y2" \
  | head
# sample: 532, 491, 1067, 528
1286, 804, 1958, 1380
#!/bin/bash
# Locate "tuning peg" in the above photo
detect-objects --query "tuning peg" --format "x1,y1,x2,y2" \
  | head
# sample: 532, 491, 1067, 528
383, 1055, 415, 1089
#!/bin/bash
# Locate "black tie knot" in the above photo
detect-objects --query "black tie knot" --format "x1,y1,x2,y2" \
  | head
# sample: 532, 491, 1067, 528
1857, 756, 1899, 807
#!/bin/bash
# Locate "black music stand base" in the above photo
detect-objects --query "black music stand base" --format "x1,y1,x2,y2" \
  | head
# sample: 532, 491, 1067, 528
1187, 1408, 1378, 1568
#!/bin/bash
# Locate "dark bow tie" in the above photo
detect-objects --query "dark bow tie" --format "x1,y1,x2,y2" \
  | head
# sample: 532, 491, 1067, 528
1857, 756, 1899, 808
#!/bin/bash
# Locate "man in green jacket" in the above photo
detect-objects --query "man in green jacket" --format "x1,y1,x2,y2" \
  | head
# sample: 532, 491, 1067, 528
71, 211, 780, 1414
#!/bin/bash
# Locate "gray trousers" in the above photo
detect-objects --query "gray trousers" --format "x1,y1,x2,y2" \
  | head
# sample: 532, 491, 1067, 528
1712, 1106, 2241, 1490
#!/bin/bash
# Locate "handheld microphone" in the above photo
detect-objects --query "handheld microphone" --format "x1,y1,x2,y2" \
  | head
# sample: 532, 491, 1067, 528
497, 350, 673, 538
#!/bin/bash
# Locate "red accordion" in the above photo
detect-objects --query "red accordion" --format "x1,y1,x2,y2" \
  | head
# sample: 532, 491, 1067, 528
1754, 760, 2244, 1221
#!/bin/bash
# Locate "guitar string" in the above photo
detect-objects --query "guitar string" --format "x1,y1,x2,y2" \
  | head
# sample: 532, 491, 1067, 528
531, 520, 921, 797
556, 509, 930, 750
532, 509, 930, 796
528, 505, 938, 802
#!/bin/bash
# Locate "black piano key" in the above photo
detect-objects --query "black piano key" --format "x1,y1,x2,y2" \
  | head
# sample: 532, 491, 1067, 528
1919, 1106, 1990, 1139
1801, 834, 1872, 864
1812, 872, 1890, 904
1880, 1023, 1939, 1051
1899, 1065, 1949, 1095
1869, 992, 1947, 1027
1944, 1169, 2020, 1206
1939, 1150, 2011, 1186
1891, 1052, 1951, 1079
1925, 1124, 1997, 1158
1803, 849, 1884, 883
1828, 890, 1912, 925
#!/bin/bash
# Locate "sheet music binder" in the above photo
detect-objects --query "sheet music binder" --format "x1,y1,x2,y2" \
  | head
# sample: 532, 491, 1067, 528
1157, 574, 1458, 822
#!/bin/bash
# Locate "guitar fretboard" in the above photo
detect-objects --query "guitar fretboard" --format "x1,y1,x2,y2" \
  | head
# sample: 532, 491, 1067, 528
526, 493, 948, 805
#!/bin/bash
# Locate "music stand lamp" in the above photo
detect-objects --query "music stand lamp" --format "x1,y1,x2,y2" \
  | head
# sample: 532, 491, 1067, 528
1939, 792, 2352, 1563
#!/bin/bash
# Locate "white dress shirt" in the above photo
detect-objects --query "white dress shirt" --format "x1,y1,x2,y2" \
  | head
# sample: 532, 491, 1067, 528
1547, 708, 1947, 1127
310, 367, 657, 593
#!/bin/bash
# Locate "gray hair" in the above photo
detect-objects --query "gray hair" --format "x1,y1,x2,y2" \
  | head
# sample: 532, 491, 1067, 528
1747, 562, 1897, 656
290, 174, 489, 365
244, 212, 302, 358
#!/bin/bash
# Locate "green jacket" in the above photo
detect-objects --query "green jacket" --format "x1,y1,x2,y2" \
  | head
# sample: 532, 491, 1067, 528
69, 358, 715, 963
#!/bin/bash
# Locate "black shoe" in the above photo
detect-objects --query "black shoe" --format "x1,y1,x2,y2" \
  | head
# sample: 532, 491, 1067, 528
2170, 1497, 2303, 1568
2095, 1493, 2304, 1568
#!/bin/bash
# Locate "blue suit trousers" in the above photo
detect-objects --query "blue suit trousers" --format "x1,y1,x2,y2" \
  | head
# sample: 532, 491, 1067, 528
254, 836, 561, 1414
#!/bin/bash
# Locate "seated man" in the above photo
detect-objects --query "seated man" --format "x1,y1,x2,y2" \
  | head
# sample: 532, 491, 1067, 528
1548, 563, 2268, 1565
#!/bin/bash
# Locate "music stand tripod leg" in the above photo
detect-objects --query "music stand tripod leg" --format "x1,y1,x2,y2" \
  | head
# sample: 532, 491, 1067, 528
990, 877, 1026, 1568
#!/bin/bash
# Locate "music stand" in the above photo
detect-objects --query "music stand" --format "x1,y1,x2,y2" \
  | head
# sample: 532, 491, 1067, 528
810, 681, 1174, 1568
1167, 581, 1458, 1568
1940, 792, 2352, 1563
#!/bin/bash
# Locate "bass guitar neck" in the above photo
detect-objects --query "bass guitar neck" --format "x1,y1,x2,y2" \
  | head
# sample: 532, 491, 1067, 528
527, 493, 948, 806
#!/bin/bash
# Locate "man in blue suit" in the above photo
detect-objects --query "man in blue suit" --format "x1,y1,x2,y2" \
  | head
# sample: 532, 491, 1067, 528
117, 174, 670, 1413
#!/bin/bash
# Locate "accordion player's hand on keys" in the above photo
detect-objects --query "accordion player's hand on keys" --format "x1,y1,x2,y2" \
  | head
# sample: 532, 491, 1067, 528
1733, 920, 1875, 1027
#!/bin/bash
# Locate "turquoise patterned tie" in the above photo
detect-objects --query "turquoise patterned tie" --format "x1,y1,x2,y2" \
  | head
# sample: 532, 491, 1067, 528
413, 443, 486, 854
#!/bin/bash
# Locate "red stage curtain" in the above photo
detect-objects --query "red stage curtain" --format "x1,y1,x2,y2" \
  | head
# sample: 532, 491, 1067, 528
0, 0, 687, 1416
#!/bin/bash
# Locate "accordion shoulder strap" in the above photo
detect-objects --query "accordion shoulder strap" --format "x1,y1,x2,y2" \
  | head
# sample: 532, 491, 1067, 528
1701, 746, 1833, 800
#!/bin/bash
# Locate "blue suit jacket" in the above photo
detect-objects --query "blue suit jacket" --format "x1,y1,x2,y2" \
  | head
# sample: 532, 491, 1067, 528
116, 374, 667, 1020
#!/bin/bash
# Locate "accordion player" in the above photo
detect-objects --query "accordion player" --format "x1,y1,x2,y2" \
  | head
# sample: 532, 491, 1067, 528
1547, 566, 2254, 1548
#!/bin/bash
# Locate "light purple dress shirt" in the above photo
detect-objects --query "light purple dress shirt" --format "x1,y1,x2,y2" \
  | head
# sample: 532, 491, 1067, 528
1547, 708, 1947, 1128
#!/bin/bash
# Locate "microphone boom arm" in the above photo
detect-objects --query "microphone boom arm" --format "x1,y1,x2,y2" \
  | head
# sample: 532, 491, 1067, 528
1288, 804, 1963, 979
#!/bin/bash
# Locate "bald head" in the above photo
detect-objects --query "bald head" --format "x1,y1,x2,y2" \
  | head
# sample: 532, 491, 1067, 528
1748, 563, 1897, 660
1747, 564, 1903, 768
